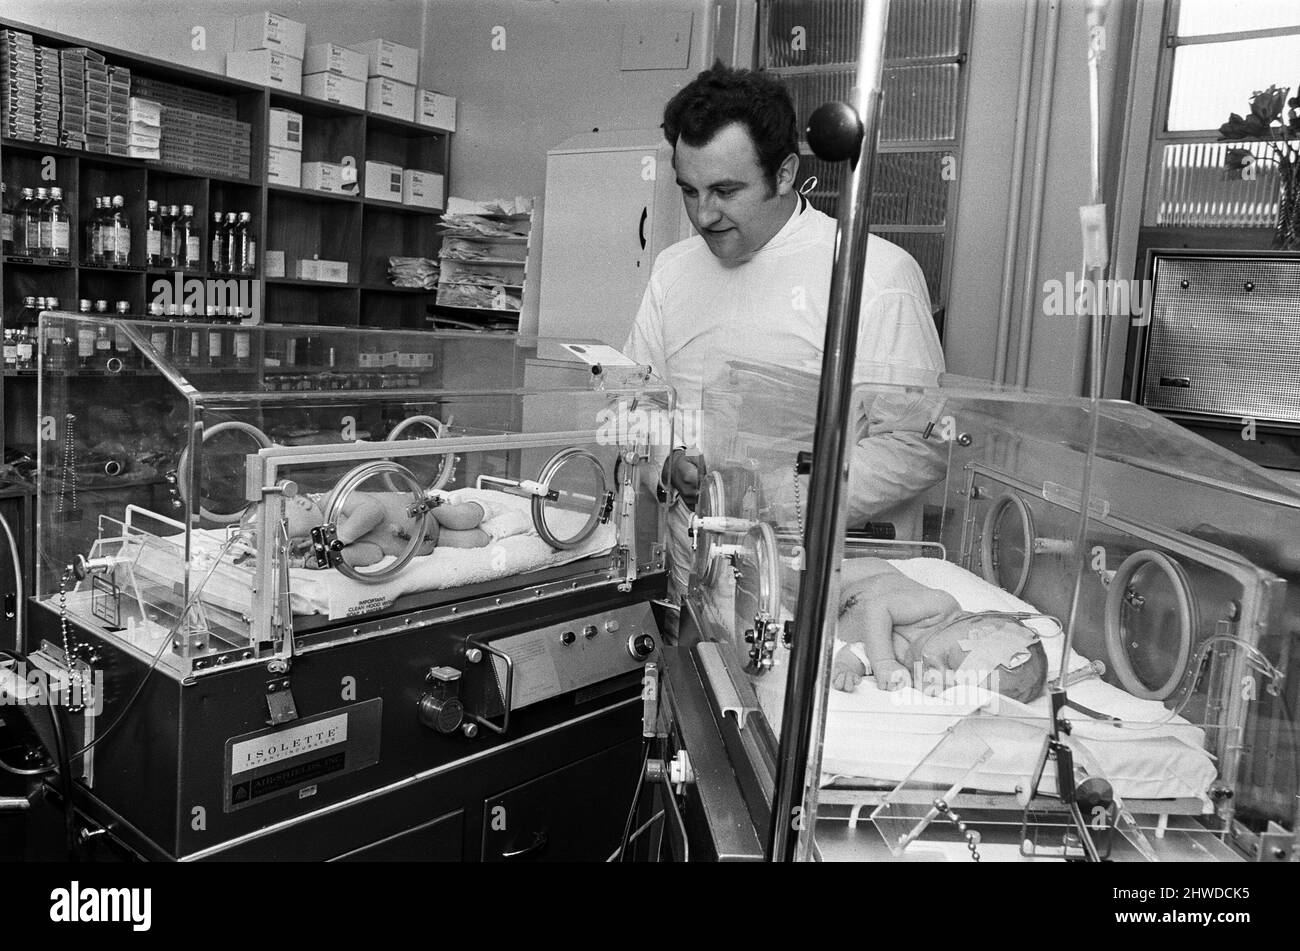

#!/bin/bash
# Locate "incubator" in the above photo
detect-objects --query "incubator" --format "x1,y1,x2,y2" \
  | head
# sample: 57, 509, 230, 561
666, 357, 1300, 863
26, 313, 672, 860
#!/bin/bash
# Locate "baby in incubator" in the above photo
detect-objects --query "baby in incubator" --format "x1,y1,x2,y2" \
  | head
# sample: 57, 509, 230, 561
281, 491, 491, 569
831, 558, 1048, 703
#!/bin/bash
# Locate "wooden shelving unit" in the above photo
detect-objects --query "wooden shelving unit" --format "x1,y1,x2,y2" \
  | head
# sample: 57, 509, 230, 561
1, 15, 454, 470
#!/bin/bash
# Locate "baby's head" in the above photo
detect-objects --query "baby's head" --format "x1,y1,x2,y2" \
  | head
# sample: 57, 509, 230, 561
281, 493, 326, 538
908, 612, 1048, 704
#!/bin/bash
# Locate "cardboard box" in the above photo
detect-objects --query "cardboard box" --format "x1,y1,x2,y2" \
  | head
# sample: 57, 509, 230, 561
268, 107, 302, 150
302, 160, 357, 194
301, 72, 364, 110
365, 160, 404, 202
416, 90, 456, 132
303, 43, 367, 82
401, 168, 443, 209
267, 146, 301, 188
264, 250, 286, 278
232, 12, 307, 60
349, 39, 418, 85
295, 258, 319, 280
316, 259, 349, 283
225, 50, 302, 94
366, 77, 414, 122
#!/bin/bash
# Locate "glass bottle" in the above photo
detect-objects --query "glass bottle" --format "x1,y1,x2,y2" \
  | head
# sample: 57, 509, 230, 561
48, 187, 70, 258
1, 182, 12, 255
16, 305, 36, 370
146, 199, 163, 266
181, 204, 200, 269
110, 195, 130, 265
166, 204, 182, 269
77, 317, 97, 370
210, 211, 225, 272
87, 196, 103, 264
232, 306, 251, 369
237, 211, 256, 274
3, 328, 16, 370
224, 212, 239, 274
95, 324, 113, 369
17, 188, 38, 256
205, 305, 224, 366
33, 186, 51, 256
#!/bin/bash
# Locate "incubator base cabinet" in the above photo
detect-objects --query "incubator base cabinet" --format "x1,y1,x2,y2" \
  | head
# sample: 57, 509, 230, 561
22, 316, 672, 861
652, 359, 1300, 863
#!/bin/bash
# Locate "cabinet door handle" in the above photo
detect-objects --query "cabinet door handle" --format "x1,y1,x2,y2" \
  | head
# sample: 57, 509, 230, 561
639, 207, 648, 250
501, 829, 548, 859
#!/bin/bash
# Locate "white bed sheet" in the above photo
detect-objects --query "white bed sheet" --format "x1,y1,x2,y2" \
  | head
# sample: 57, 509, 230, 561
748, 558, 1218, 805
129, 490, 617, 621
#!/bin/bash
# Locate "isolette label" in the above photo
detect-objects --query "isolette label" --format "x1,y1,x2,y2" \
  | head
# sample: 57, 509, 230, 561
224, 699, 382, 812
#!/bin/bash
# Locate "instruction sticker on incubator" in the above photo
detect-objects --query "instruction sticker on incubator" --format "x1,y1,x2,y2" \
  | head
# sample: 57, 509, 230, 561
91, 574, 121, 629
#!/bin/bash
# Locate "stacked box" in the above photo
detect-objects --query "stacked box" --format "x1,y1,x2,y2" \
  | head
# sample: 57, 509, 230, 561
132, 76, 238, 119
35, 46, 62, 145
130, 77, 250, 178
106, 65, 131, 156
84, 53, 111, 153
59, 48, 91, 149
1, 30, 38, 142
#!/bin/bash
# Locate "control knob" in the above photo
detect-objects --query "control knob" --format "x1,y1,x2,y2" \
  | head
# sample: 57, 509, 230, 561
627, 632, 657, 661
418, 666, 464, 734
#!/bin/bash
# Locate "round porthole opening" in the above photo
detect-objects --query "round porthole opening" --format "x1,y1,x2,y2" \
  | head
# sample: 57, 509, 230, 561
1104, 549, 1196, 702
979, 492, 1034, 598
532, 448, 608, 550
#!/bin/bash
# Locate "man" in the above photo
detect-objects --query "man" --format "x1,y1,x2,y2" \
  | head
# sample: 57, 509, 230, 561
624, 63, 946, 610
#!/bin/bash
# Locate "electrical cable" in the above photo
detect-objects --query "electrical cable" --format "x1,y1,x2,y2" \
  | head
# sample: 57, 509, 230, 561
606, 810, 665, 862
616, 739, 651, 862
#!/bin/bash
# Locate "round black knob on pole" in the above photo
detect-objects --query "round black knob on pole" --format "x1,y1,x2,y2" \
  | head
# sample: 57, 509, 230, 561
806, 101, 864, 163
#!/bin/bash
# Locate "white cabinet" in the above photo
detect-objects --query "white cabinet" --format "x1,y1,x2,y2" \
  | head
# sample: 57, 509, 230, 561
537, 130, 689, 346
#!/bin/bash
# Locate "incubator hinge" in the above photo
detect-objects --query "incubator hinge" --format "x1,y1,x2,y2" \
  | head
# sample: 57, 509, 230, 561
265, 676, 299, 725
598, 490, 615, 525
407, 493, 445, 519
308, 524, 346, 569
744, 613, 782, 672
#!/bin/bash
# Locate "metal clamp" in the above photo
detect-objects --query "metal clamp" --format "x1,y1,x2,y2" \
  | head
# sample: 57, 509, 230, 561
744, 612, 782, 673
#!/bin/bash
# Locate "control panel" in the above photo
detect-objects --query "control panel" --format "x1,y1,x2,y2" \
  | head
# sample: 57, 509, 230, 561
484, 602, 659, 711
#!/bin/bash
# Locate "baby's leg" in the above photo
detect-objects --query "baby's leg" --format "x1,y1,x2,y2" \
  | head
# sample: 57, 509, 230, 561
831, 645, 866, 692
434, 501, 485, 531
438, 528, 491, 549
341, 540, 386, 567
846, 598, 911, 691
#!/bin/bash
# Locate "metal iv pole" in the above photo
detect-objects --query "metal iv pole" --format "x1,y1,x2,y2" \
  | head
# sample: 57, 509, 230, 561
766, 0, 892, 863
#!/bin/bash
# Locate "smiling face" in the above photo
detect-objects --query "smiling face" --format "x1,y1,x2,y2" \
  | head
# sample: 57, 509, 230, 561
674, 122, 800, 266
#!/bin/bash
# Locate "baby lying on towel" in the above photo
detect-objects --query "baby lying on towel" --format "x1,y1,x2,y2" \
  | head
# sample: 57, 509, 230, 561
282, 490, 491, 569
831, 558, 1048, 703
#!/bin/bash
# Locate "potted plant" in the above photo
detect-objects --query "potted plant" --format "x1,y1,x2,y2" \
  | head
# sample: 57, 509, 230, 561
1220, 85, 1300, 249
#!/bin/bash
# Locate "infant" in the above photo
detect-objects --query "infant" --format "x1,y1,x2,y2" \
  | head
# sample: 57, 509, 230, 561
831, 558, 1048, 703
282, 490, 490, 569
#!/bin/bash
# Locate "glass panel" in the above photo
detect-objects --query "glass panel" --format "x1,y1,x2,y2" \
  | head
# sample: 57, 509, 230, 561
1154, 142, 1280, 228
772, 369, 1300, 861
36, 313, 670, 676
1167, 36, 1300, 131
1177, 0, 1300, 37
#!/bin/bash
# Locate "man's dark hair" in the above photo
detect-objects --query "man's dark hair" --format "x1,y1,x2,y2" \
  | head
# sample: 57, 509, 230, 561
662, 62, 799, 186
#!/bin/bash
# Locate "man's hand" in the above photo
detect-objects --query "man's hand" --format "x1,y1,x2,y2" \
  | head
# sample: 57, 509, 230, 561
661, 448, 703, 509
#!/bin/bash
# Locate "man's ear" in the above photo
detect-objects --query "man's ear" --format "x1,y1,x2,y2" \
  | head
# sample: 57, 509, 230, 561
775, 151, 800, 196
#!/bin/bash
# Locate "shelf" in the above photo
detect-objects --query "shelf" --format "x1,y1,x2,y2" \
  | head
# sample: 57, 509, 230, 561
268, 183, 361, 204
2, 255, 74, 268
80, 263, 147, 274
360, 284, 436, 293
439, 233, 529, 244
269, 89, 369, 119
266, 277, 359, 289
364, 112, 451, 139
361, 197, 443, 215
439, 257, 527, 267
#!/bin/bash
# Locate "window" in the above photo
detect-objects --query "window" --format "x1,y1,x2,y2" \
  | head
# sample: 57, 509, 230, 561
1148, 0, 1300, 228
759, 0, 971, 327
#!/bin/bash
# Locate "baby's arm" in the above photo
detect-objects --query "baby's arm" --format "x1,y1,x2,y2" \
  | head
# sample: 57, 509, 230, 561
335, 496, 386, 544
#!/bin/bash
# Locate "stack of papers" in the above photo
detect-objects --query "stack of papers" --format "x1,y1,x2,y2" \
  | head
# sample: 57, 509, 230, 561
127, 96, 162, 159
444, 196, 534, 217
438, 215, 529, 240
387, 256, 439, 289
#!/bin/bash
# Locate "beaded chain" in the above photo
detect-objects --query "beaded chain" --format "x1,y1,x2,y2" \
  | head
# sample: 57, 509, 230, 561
57, 412, 78, 515
934, 798, 982, 862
